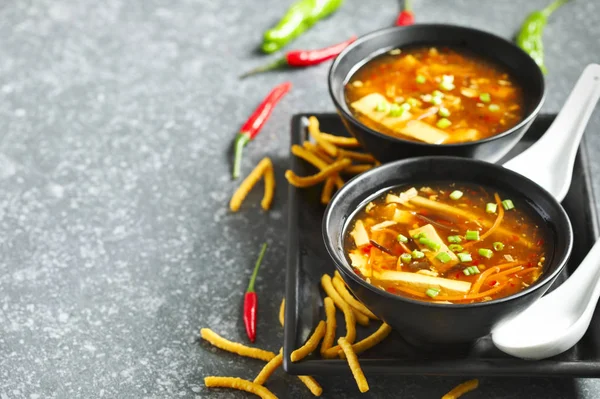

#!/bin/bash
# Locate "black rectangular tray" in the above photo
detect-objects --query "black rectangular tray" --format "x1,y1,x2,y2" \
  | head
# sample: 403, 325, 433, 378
283, 113, 600, 377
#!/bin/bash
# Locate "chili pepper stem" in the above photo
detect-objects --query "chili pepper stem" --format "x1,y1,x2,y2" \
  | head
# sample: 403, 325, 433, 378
232, 134, 251, 179
542, 0, 570, 17
240, 58, 288, 79
404, 0, 411, 11
247, 243, 268, 293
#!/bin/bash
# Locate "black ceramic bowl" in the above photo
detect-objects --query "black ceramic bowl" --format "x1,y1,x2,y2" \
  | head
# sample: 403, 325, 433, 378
328, 24, 545, 163
322, 157, 573, 345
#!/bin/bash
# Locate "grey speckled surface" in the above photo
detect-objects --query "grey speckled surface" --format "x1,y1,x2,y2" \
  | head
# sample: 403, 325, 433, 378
0, 0, 599, 398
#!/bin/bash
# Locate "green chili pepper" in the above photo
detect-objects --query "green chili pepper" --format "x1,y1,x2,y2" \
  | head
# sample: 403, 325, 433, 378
262, 0, 345, 54
516, 0, 570, 74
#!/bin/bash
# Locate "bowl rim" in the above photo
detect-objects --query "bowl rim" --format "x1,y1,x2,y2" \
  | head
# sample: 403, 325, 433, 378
322, 156, 573, 309
328, 23, 546, 148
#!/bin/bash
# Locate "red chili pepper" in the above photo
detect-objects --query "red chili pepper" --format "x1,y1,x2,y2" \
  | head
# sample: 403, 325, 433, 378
243, 243, 268, 343
232, 82, 291, 179
395, 0, 415, 26
240, 36, 357, 78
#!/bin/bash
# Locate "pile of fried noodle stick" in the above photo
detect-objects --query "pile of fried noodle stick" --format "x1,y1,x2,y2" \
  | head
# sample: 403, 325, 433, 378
201, 270, 479, 398
229, 115, 380, 212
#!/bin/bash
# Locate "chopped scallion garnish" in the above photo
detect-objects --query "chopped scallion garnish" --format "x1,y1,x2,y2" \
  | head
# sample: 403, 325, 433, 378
431, 96, 443, 105
479, 92, 491, 103
449, 190, 463, 200
420, 237, 441, 251
416, 75, 426, 84
397, 234, 408, 243
448, 235, 462, 243
388, 103, 405, 117
463, 266, 480, 275
432, 90, 444, 98
425, 288, 440, 298
412, 232, 426, 239
421, 94, 433, 103
465, 230, 480, 241
502, 199, 515, 210
406, 98, 419, 107
439, 81, 455, 91
478, 248, 493, 259
435, 252, 452, 263
438, 107, 451, 118
375, 101, 389, 112
442, 75, 454, 84
457, 252, 472, 263
486, 203, 497, 214
400, 102, 411, 111
493, 242, 505, 251
448, 244, 463, 252
412, 250, 425, 259
488, 104, 500, 112
436, 118, 451, 129
400, 253, 412, 264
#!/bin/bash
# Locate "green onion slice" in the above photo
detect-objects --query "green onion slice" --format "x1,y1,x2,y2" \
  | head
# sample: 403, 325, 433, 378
438, 107, 451, 118
431, 96, 443, 105
502, 199, 515, 210
448, 244, 463, 252
397, 234, 408, 243
435, 252, 452, 263
478, 248, 493, 259
465, 230, 480, 241
425, 288, 440, 298
457, 252, 472, 263
400, 253, 412, 264
486, 203, 497, 214
420, 237, 441, 251
447, 235, 462, 243
436, 118, 451, 128
449, 190, 463, 200
479, 92, 491, 103
375, 101, 389, 112
439, 81, 455, 91
463, 266, 480, 275
412, 250, 425, 259
406, 98, 419, 107
493, 242, 505, 251
388, 103, 405, 117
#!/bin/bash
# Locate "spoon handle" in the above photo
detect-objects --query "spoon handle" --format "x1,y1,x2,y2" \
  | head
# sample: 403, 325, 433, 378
504, 64, 600, 200
550, 240, 600, 307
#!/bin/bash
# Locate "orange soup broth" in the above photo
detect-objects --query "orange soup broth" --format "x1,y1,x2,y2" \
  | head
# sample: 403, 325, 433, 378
344, 183, 548, 304
345, 46, 525, 143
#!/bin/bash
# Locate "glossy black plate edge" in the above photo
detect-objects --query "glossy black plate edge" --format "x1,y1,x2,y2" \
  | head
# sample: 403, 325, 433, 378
283, 113, 600, 377
581, 142, 600, 240
282, 114, 306, 374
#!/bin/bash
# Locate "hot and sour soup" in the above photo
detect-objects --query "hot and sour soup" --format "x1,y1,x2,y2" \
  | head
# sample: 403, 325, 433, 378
345, 46, 525, 144
344, 183, 548, 304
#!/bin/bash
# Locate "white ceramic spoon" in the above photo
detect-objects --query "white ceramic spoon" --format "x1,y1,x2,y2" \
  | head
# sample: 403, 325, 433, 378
492, 64, 600, 359
503, 63, 600, 202
492, 239, 600, 360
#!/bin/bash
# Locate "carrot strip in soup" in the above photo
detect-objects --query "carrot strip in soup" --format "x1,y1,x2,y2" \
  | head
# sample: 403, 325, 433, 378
463, 193, 504, 248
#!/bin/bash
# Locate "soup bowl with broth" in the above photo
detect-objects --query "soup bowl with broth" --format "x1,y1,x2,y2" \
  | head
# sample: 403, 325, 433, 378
329, 24, 545, 163
322, 157, 572, 345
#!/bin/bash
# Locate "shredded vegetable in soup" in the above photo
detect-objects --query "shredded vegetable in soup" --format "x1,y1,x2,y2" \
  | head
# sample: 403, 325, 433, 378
345, 46, 525, 144
344, 183, 548, 304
